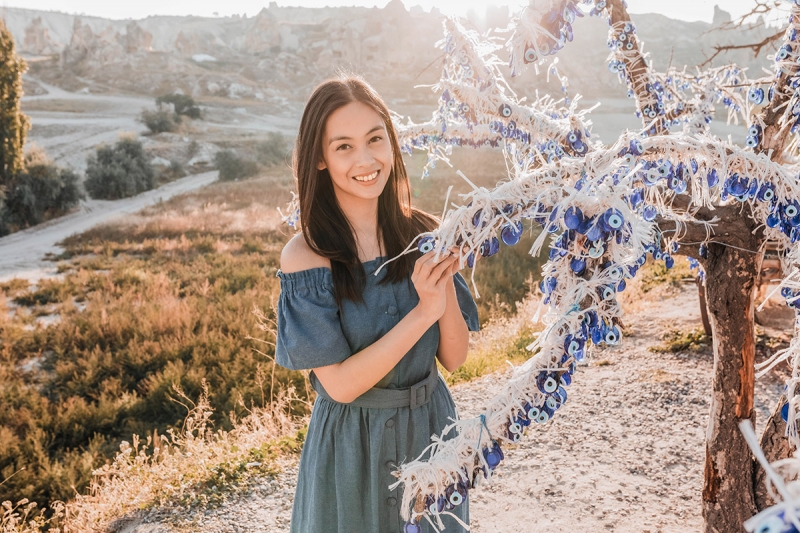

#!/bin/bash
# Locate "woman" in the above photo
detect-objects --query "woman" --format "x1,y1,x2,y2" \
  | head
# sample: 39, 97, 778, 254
275, 74, 479, 532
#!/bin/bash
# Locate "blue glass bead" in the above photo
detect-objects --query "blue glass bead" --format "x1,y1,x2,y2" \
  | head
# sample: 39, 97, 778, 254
570, 257, 586, 274
748, 125, 761, 137
604, 326, 620, 345
577, 216, 592, 235
466, 252, 475, 268
499, 103, 512, 118
664, 254, 675, 269
629, 188, 644, 209
591, 327, 603, 344
642, 205, 657, 222
707, 169, 719, 187
586, 223, 605, 241
404, 521, 421, 533
690, 159, 698, 173
617, 279, 627, 292
560, 372, 572, 387
746, 136, 759, 148
564, 206, 583, 230
480, 237, 500, 257
699, 244, 708, 259
748, 87, 764, 105
583, 311, 598, 328
603, 209, 624, 230
535, 409, 550, 423
524, 45, 537, 63
537, 373, 559, 394
501, 222, 523, 246
782, 287, 793, 298
782, 401, 790, 422
629, 139, 644, 155
600, 285, 615, 300
758, 184, 775, 202
528, 405, 541, 419
418, 236, 435, 254
483, 448, 501, 468
588, 243, 604, 258
472, 209, 484, 227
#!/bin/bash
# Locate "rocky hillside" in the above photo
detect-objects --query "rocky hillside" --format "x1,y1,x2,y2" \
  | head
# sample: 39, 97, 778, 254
9, 2, 780, 106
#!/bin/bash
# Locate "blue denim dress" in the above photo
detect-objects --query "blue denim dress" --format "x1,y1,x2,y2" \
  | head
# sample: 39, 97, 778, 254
276, 258, 479, 532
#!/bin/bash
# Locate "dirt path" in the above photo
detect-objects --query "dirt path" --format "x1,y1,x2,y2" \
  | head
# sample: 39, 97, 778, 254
127, 283, 785, 533
0, 170, 218, 283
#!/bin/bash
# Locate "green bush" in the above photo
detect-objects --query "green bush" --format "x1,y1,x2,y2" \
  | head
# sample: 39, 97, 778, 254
139, 108, 179, 134
0, 162, 83, 236
214, 150, 258, 182
84, 138, 155, 200
255, 132, 288, 166
156, 93, 202, 120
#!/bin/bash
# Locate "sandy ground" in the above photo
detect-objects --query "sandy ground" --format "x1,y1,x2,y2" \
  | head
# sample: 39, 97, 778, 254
0, 170, 218, 283
119, 283, 785, 533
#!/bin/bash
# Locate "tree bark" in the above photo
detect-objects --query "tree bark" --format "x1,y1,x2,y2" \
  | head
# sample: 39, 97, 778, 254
755, 395, 792, 510
701, 241, 763, 532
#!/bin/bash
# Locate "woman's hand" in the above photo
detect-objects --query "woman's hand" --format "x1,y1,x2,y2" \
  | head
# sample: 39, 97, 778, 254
412, 250, 458, 324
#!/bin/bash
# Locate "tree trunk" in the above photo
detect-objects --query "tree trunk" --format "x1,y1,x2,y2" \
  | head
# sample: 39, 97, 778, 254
701, 242, 762, 532
755, 395, 792, 510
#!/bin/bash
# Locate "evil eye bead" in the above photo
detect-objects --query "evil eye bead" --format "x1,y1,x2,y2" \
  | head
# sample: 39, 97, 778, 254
707, 169, 719, 187
524, 45, 537, 63
626, 41, 634, 50
604, 209, 624, 230
629, 139, 644, 155
608, 266, 623, 281
509, 422, 522, 434
545, 396, 560, 411
499, 103, 512, 118
483, 447, 502, 468
535, 410, 550, 423
418, 236, 435, 254
567, 131, 579, 143
570, 257, 586, 274
404, 521, 421, 533
642, 205, 658, 222
449, 489, 464, 506
777, 44, 791, 61
604, 326, 620, 345
786, 204, 799, 218
746, 136, 759, 148
748, 87, 765, 105
563, 206, 584, 230
601, 285, 615, 300
560, 372, 572, 387
663, 254, 675, 269
782, 401, 790, 423
758, 184, 775, 202
527, 405, 541, 419
748, 125, 761, 137
466, 252, 475, 268
589, 243, 604, 258
501, 222, 523, 246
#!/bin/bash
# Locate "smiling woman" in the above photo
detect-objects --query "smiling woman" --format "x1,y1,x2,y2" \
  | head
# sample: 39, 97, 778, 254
275, 74, 479, 532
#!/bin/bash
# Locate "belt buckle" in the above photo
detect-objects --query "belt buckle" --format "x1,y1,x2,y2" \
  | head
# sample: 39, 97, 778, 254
409, 381, 427, 409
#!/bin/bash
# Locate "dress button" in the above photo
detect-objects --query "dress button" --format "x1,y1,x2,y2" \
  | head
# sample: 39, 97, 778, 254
385, 418, 395, 428
386, 460, 394, 468
388, 305, 398, 316
387, 497, 397, 506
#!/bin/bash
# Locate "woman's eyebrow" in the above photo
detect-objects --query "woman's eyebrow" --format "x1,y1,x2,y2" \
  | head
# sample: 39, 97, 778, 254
328, 125, 384, 145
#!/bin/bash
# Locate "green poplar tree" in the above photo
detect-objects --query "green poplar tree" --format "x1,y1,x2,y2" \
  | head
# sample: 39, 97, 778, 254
0, 18, 30, 186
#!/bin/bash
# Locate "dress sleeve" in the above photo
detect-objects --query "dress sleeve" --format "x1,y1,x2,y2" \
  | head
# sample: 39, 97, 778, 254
274, 268, 353, 370
454, 272, 480, 332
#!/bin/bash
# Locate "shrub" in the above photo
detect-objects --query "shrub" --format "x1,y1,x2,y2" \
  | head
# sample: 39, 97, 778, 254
139, 108, 179, 134
0, 162, 83, 235
156, 93, 202, 119
214, 150, 258, 182
84, 137, 155, 200
255, 132, 288, 167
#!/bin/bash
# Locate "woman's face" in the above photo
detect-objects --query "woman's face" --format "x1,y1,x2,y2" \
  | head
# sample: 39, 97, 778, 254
318, 101, 393, 209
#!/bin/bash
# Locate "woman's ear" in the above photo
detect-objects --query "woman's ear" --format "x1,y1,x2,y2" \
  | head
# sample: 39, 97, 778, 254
317, 160, 327, 171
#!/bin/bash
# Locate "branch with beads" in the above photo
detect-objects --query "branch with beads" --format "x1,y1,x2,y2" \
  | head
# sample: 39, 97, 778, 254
390, 130, 800, 530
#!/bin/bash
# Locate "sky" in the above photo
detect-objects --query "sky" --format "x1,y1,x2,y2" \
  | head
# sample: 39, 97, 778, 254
2, 0, 770, 24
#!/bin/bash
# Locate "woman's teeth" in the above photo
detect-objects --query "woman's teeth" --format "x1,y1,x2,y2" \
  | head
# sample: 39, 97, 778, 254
353, 170, 378, 182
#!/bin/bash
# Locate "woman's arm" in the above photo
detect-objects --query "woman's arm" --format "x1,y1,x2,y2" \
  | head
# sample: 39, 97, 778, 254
435, 274, 470, 373
282, 237, 458, 403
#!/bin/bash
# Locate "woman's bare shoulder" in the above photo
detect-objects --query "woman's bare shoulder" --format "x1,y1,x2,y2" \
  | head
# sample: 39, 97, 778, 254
280, 233, 331, 273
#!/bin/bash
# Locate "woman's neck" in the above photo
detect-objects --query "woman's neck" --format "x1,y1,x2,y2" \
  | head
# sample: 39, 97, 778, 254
339, 196, 381, 261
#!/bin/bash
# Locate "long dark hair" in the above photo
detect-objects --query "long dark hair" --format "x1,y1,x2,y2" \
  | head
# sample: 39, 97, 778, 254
294, 74, 435, 306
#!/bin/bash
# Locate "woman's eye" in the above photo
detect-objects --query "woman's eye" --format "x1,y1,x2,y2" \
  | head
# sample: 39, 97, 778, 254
370, 136, 383, 143
336, 144, 351, 151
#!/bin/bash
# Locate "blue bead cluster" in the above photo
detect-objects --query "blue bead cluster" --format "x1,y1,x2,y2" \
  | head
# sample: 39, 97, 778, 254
508, 0, 586, 77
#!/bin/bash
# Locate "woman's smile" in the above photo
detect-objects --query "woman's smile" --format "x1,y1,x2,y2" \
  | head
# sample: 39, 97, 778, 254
352, 169, 380, 183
